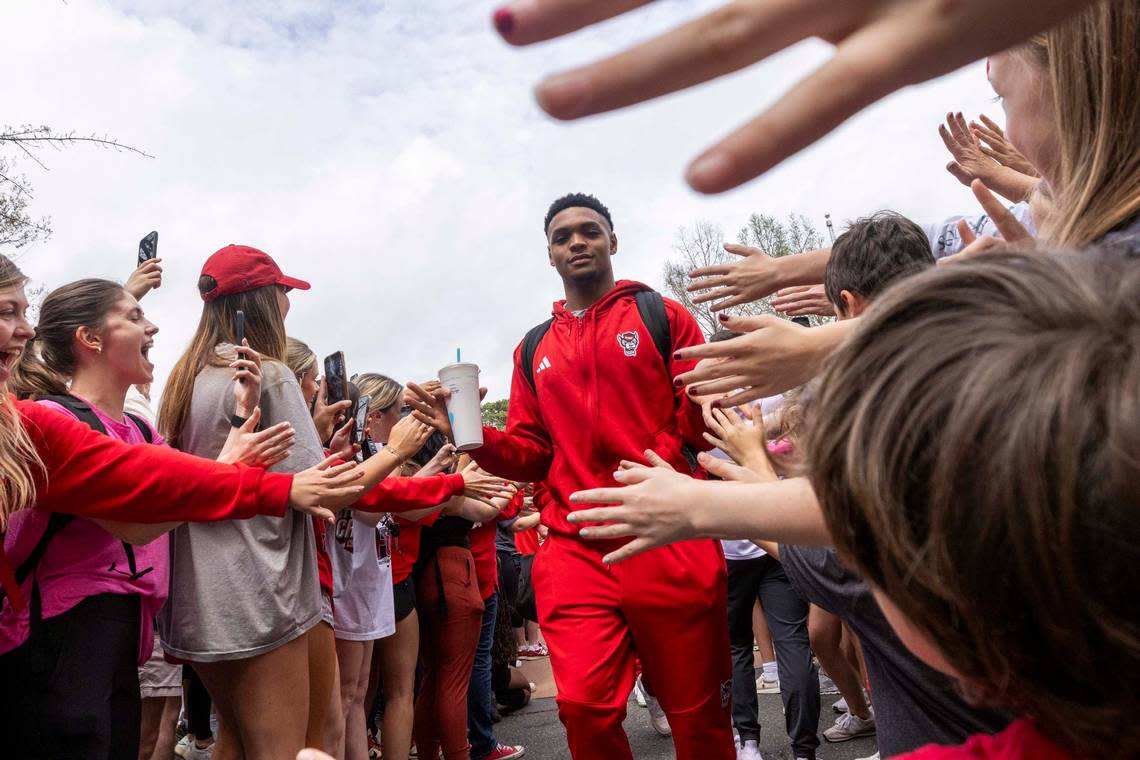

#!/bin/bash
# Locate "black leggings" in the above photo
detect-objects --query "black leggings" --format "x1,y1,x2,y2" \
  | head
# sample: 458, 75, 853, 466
0, 593, 141, 760
182, 665, 214, 739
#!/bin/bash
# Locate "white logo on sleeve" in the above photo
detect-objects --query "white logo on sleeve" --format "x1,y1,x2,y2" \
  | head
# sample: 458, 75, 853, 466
617, 331, 640, 357
535, 356, 552, 374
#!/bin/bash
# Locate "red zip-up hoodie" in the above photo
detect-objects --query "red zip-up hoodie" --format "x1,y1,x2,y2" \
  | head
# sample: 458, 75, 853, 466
471, 281, 709, 540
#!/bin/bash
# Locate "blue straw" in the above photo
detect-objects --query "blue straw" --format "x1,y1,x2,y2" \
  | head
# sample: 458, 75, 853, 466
457, 347, 461, 363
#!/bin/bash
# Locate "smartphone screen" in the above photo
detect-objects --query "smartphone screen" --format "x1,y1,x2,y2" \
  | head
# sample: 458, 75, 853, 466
138, 231, 158, 266
234, 310, 246, 361
324, 351, 348, 407
353, 394, 371, 449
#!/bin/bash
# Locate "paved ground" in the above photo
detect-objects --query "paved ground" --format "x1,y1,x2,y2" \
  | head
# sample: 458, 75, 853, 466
496, 658, 878, 760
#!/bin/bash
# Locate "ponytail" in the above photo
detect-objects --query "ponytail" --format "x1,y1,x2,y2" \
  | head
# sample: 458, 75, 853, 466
10, 341, 69, 400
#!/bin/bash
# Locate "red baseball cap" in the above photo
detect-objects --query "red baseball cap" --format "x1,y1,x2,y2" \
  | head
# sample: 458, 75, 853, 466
199, 244, 311, 301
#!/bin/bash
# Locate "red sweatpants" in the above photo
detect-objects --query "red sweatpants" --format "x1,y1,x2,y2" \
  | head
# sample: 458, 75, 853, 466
532, 534, 735, 760
413, 547, 485, 760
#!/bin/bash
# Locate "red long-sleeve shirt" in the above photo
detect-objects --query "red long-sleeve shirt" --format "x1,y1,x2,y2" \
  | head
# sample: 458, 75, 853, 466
1, 398, 295, 611
470, 281, 710, 539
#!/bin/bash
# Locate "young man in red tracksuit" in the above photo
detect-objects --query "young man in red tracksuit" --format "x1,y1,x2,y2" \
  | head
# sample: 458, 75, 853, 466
416, 194, 735, 760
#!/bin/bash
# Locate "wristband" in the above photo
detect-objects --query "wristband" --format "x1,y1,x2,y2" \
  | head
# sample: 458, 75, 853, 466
384, 444, 406, 462
230, 414, 248, 429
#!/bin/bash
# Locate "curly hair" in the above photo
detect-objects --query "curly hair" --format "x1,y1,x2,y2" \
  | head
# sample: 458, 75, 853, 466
544, 193, 613, 233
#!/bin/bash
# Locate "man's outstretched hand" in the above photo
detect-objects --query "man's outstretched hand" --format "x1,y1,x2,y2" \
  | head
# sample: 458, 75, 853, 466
492, 0, 1094, 193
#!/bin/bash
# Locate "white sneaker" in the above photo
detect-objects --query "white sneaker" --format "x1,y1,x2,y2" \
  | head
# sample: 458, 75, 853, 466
824, 709, 877, 742
736, 738, 763, 760
636, 675, 671, 736
183, 739, 215, 760
633, 679, 648, 708
833, 696, 848, 713
818, 673, 840, 694
174, 736, 192, 758
856, 753, 881, 760
756, 673, 780, 693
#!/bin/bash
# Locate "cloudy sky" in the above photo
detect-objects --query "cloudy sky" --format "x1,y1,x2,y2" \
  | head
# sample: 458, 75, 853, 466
4, 0, 1001, 400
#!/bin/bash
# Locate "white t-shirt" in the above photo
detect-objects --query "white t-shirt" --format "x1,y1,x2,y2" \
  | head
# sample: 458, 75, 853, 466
923, 201, 1037, 259
327, 510, 395, 641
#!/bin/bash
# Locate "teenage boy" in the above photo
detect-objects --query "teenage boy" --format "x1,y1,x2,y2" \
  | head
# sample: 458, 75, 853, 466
779, 211, 1013, 757
413, 193, 735, 760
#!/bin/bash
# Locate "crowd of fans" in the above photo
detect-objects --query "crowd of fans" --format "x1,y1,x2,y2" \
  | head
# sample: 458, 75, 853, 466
0, 1, 1137, 760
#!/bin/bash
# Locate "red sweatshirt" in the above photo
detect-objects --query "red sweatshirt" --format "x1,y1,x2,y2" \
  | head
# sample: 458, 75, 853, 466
470, 491, 523, 600
471, 281, 709, 539
1, 398, 295, 611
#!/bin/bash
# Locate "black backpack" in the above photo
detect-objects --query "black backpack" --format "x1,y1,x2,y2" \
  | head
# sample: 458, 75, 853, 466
0, 395, 156, 617
519, 289, 699, 471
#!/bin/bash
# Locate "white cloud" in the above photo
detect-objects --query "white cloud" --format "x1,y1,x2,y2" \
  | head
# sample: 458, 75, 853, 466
4, 0, 999, 401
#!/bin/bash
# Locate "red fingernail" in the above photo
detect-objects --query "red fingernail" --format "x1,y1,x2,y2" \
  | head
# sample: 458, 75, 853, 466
492, 6, 514, 36
673, 377, 684, 387
718, 313, 730, 322
673, 352, 682, 360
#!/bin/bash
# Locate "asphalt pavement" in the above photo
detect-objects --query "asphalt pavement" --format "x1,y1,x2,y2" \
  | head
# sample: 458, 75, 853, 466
495, 691, 879, 760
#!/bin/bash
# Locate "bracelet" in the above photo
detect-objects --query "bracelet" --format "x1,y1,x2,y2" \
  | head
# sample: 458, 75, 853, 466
384, 444, 406, 462
230, 414, 248, 429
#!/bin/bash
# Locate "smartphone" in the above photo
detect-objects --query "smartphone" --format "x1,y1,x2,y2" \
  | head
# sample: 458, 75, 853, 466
324, 351, 348, 408
138, 231, 158, 266
234, 310, 246, 362
353, 394, 371, 448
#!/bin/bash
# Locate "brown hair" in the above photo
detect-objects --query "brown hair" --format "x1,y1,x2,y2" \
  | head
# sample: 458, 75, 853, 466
10, 279, 125, 399
0, 256, 46, 529
805, 248, 1140, 756
1022, 2, 1140, 246
823, 211, 934, 313
158, 282, 287, 447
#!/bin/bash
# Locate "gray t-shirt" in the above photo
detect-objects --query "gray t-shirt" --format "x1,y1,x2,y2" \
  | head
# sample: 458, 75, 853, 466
779, 544, 1010, 757
160, 349, 323, 661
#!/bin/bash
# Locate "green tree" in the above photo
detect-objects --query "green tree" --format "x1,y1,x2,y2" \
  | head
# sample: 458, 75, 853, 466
481, 398, 509, 430
662, 212, 827, 337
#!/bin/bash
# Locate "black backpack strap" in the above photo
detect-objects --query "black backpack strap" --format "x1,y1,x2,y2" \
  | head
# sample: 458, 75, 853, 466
633, 290, 701, 473
634, 290, 672, 368
38, 395, 153, 582
40, 394, 107, 435
521, 318, 555, 391
125, 412, 154, 444
0, 511, 75, 619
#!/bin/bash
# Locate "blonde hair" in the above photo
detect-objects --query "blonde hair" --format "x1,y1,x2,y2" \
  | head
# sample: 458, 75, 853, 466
352, 372, 402, 415
0, 256, 46, 529
285, 336, 317, 383
1032, 2, 1140, 246
158, 282, 288, 447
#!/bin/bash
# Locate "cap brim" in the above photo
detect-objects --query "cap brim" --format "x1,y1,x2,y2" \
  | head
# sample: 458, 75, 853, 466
278, 275, 311, 291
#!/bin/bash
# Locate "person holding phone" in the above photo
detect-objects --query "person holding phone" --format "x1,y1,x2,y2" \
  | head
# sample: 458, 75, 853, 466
157, 244, 340, 760
0, 257, 365, 760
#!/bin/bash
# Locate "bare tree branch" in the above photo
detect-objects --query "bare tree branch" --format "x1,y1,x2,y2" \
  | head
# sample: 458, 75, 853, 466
1, 124, 154, 161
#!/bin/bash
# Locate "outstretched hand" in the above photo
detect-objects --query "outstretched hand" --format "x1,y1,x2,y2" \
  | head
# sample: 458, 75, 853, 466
567, 456, 702, 564
941, 179, 1035, 263
493, 0, 1094, 193
671, 314, 837, 405
971, 114, 1040, 178
288, 454, 366, 522
687, 243, 783, 311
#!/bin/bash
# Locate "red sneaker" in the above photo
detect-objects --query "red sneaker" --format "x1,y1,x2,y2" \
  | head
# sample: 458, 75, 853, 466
481, 745, 525, 760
